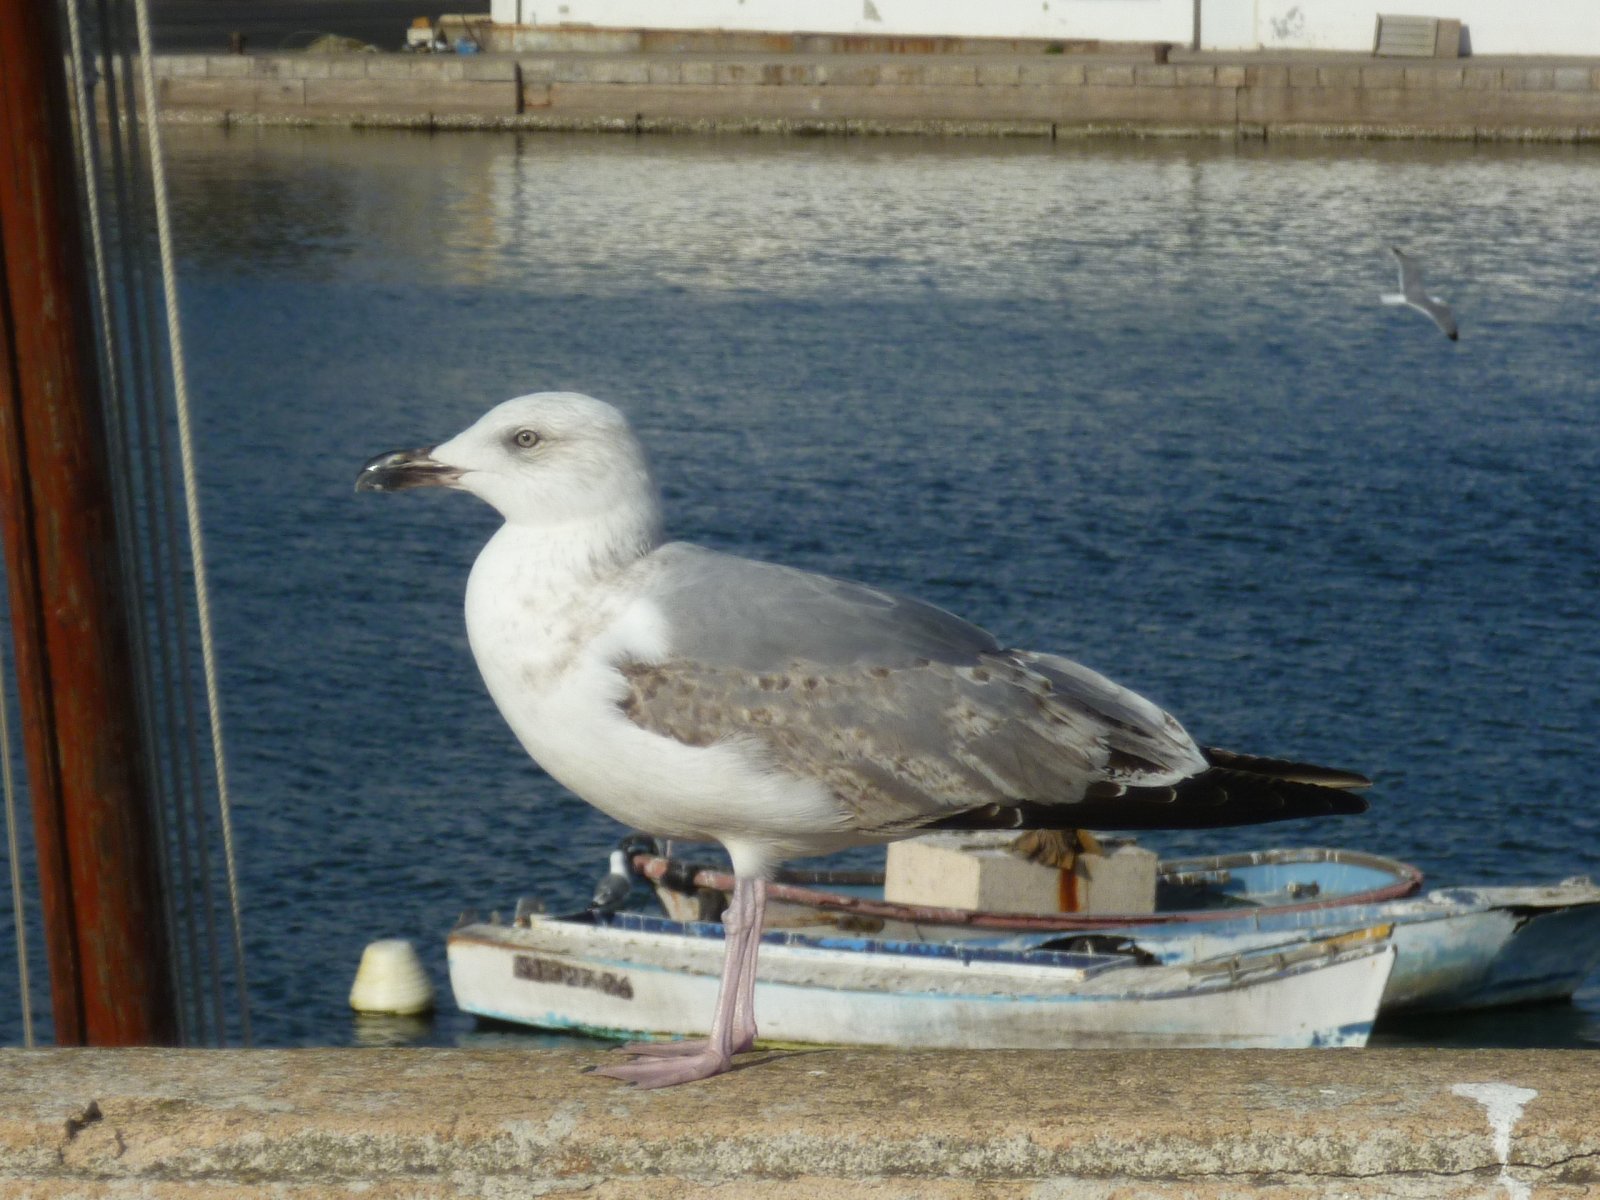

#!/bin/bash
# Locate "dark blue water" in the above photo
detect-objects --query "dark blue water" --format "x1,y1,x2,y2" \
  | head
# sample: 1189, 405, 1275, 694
5, 128, 1599, 1047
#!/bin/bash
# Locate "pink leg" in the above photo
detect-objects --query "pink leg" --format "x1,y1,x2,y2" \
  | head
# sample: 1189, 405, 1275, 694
726, 881, 763, 1052
620, 878, 765, 1059
593, 877, 767, 1087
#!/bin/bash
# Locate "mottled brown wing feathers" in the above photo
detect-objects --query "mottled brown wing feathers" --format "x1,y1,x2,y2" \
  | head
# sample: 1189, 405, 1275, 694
616, 654, 1144, 834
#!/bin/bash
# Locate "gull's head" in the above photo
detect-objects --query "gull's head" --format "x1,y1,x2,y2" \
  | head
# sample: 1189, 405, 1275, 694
356, 392, 660, 535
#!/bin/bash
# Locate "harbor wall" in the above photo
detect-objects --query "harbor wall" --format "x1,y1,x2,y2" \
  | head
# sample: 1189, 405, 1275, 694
145, 52, 1600, 141
486, 0, 1600, 57
3, 1046, 1598, 1197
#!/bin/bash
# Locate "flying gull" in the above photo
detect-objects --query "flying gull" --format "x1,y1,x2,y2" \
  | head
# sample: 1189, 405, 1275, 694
1383, 246, 1459, 340
356, 392, 1370, 1088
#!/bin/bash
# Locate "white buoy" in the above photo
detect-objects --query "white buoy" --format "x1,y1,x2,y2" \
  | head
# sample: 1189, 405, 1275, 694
349, 939, 435, 1015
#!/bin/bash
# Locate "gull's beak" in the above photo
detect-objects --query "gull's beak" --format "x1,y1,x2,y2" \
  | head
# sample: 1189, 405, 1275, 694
354, 446, 463, 493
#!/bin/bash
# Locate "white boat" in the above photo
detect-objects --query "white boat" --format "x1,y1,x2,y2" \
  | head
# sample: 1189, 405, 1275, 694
1103, 880, 1600, 1013
447, 911, 1397, 1050
637, 849, 1600, 1014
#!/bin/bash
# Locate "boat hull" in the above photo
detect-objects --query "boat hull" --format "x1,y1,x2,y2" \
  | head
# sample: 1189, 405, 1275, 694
641, 850, 1600, 1014
1060, 882, 1600, 1012
448, 915, 1395, 1050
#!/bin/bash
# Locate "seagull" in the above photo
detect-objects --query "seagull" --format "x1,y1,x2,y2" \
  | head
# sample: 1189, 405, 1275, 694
588, 837, 657, 914
1383, 247, 1459, 340
588, 849, 636, 914
356, 391, 1371, 1088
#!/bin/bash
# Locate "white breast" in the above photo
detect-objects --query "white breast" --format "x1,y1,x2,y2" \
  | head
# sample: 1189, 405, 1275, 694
462, 528, 853, 876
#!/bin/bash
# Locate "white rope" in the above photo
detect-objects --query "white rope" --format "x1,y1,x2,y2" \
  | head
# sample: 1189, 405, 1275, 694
70, 0, 209, 1043
130, 0, 253, 1044
0, 628, 33, 1049
64, 0, 205, 1046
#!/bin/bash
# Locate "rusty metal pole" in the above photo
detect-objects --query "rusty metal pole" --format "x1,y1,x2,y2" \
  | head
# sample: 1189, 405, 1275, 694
0, 0, 178, 1044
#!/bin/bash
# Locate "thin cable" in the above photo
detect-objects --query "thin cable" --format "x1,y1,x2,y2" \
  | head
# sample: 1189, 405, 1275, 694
64, 0, 195, 1047
0, 621, 33, 1049
86, 0, 206, 1045
108, 0, 224, 1044
130, 0, 253, 1044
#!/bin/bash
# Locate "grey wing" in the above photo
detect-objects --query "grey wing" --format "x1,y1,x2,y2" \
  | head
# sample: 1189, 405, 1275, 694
1011, 650, 1205, 777
1419, 297, 1459, 339
640, 542, 1002, 671
616, 546, 1208, 834
1391, 247, 1425, 299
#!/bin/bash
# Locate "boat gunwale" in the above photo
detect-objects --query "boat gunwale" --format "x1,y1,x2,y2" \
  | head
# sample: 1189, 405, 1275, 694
633, 846, 1424, 932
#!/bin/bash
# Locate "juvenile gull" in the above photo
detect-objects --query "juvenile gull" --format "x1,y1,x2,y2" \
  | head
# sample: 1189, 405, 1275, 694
356, 391, 1370, 1088
1383, 246, 1459, 340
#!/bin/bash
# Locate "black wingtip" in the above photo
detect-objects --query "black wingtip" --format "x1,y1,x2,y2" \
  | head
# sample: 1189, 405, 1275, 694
1155, 768, 1371, 827
1201, 747, 1371, 790
931, 767, 1370, 834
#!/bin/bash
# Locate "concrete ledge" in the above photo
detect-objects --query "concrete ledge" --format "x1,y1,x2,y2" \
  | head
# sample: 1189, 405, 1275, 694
2, 1047, 1599, 1196
150, 63, 522, 121
300, 78, 520, 115
132, 52, 1600, 139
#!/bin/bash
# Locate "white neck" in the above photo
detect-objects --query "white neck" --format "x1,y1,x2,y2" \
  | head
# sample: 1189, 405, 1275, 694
464, 499, 663, 667
496, 502, 663, 585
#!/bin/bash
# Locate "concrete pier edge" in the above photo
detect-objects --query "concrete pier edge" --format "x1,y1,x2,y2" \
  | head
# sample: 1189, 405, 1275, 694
3, 1046, 1598, 1196
126, 51, 1600, 141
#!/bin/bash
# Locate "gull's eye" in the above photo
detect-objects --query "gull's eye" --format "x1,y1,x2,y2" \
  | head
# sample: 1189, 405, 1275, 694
512, 428, 541, 449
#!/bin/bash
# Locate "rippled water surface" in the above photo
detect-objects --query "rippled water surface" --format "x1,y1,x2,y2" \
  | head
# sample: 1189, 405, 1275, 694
6, 128, 1599, 1047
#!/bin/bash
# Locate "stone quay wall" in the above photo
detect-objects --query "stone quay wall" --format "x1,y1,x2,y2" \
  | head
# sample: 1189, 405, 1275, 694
3, 1046, 1599, 1197
139, 50, 1600, 140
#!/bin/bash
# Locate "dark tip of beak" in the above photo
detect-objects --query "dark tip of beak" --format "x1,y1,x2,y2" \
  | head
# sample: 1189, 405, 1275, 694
355, 447, 463, 494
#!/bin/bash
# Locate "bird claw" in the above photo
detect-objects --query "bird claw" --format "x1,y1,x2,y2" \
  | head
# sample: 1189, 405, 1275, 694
590, 1048, 734, 1089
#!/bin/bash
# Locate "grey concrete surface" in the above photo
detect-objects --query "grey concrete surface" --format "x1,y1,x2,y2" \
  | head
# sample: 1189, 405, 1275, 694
1, 1047, 1597, 1196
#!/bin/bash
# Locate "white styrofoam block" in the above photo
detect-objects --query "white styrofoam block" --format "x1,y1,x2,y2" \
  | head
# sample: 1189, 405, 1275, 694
885, 831, 1157, 914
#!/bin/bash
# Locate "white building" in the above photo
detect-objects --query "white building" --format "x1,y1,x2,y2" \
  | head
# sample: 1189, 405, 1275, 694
489, 0, 1600, 57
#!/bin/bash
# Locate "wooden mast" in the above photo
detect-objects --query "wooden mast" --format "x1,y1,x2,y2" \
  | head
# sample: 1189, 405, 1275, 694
0, 0, 178, 1044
